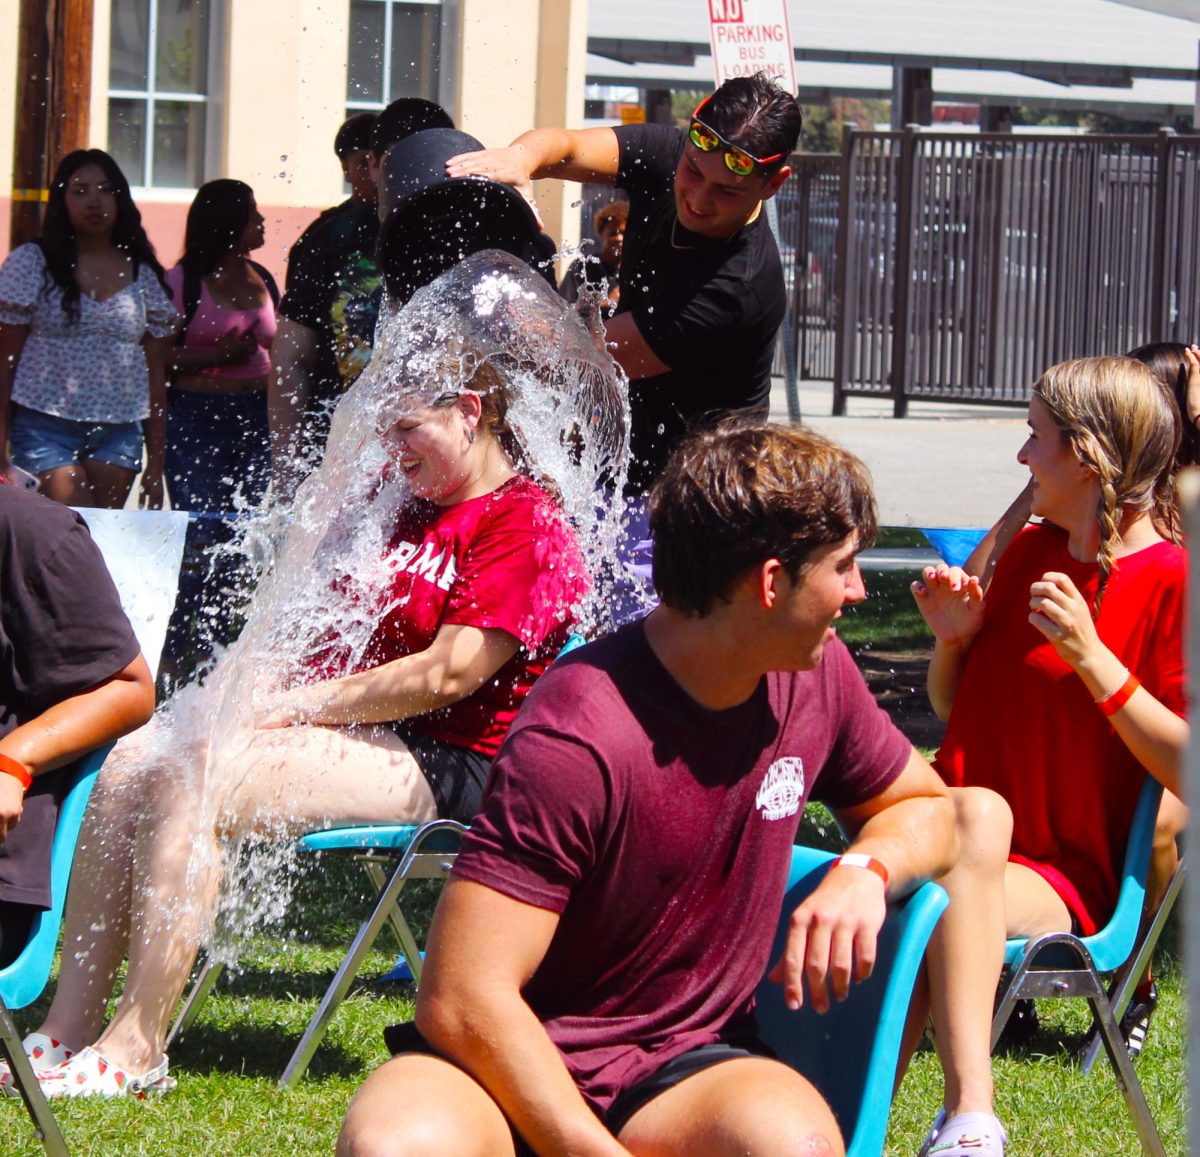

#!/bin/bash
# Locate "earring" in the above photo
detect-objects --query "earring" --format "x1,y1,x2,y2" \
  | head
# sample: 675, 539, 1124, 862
466, 426, 475, 444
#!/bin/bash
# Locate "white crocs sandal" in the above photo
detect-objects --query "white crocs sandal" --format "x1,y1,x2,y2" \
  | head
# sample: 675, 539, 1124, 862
0, 1033, 75, 1092
38, 1046, 175, 1101
926, 1111, 1008, 1157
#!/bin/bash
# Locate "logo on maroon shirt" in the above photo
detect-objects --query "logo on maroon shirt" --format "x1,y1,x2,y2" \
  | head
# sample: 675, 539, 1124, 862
755, 758, 805, 821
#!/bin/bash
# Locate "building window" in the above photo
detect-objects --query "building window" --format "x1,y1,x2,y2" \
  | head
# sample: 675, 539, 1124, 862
347, 0, 444, 113
108, 0, 214, 189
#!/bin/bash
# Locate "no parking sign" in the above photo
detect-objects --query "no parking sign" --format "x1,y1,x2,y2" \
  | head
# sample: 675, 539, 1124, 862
706, 0, 796, 92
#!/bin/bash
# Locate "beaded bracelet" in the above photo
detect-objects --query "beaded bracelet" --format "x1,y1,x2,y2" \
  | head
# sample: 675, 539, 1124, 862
832, 852, 890, 889
1096, 670, 1140, 718
0, 752, 32, 791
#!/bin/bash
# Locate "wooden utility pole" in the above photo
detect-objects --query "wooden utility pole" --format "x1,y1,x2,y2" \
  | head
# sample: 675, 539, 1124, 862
10, 0, 94, 249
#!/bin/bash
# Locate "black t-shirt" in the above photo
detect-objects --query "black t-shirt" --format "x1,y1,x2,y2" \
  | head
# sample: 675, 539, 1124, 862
278, 198, 382, 451
613, 124, 786, 494
558, 255, 619, 307
0, 485, 140, 907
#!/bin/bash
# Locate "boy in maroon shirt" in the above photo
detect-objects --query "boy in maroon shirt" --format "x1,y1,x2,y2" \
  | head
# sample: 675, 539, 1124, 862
338, 421, 958, 1157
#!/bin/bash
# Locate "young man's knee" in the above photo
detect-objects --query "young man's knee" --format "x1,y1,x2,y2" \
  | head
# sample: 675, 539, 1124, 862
951, 786, 1014, 862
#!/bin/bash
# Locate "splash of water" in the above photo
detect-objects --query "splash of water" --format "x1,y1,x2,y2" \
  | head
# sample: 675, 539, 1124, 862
157, 251, 631, 959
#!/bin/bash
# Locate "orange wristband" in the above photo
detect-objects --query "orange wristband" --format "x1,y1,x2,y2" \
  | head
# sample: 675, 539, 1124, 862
1097, 671, 1140, 718
833, 852, 890, 889
0, 753, 32, 791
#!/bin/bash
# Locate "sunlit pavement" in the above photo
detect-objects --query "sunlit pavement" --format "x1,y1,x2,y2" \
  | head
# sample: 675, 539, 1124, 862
771, 376, 1028, 529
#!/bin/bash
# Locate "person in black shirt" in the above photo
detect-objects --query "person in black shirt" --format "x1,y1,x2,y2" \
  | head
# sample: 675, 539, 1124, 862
446, 73, 801, 496
270, 113, 380, 499
559, 199, 627, 315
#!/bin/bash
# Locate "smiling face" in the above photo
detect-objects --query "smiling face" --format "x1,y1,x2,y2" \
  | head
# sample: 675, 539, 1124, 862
378, 397, 480, 504
773, 534, 867, 670
673, 143, 787, 239
64, 163, 118, 238
1018, 394, 1096, 526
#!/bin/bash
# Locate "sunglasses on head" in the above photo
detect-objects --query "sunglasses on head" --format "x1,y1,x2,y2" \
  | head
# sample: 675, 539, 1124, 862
687, 95, 786, 178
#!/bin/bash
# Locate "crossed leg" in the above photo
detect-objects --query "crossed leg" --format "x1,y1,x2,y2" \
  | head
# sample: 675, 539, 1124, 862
338, 1052, 843, 1157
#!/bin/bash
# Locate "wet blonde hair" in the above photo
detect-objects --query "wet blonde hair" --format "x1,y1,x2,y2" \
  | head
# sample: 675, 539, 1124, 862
1033, 356, 1180, 613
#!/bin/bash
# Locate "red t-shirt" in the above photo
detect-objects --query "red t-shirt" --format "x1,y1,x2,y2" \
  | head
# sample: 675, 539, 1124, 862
935, 524, 1186, 934
454, 622, 912, 1113
314, 475, 588, 758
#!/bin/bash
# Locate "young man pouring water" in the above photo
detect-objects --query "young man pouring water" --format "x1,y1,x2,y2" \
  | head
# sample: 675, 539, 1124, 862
338, 421, 957, 1157
446, 74, 799, 498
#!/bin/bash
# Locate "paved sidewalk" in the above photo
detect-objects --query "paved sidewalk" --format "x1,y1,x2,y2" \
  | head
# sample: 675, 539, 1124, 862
770, 378, 1029, 529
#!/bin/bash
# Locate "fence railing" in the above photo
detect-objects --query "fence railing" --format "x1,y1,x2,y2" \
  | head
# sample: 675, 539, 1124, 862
809, 128, 1200, 416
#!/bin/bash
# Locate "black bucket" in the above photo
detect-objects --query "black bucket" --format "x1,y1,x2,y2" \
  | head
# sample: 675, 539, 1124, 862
378, 127, 555, 302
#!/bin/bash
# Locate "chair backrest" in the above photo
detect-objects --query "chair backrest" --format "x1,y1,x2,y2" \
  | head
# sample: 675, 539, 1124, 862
1003, 773, 1163, 975
755, 845, 948, 1157
0, 509, 188, 1010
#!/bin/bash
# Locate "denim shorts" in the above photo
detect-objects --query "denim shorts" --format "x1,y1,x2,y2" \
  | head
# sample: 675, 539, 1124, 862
9, 404, 144, 474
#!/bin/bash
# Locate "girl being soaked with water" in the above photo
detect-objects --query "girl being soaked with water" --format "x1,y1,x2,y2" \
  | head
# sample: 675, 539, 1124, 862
1, 254, 624, 1099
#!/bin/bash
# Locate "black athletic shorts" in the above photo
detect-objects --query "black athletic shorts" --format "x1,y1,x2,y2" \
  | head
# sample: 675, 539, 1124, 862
388, 724, 491, 825
382, 1021, 773, 1153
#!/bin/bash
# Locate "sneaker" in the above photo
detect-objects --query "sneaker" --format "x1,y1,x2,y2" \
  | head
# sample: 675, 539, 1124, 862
37, 1046, 176, 1100
1120, 982, 1158, 1059
0, 1033, 75, 1093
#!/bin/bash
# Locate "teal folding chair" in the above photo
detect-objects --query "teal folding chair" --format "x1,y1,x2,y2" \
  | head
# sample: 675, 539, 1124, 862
756, 844, 949, 1157
170, 632, 591, 1085
0, 745, 113, 1156
990, 773, 1168, 1157
0, 507, 188, 1156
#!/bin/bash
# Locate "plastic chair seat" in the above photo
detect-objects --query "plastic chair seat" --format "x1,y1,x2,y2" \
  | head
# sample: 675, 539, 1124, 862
757, 844, 948, 1157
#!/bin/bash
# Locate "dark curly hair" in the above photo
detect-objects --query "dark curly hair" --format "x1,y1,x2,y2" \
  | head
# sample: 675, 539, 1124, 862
699, 72, 802, 171
38, 149, 167, 322
648, 418, 877, 617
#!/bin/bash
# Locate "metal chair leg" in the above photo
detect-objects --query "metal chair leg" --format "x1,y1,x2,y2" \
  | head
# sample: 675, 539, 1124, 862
360, 860, 426, 985
277, 820, 462, 1087
166, 953, 228, 1049
0, 999, 69, 1157
1080, 857, 1185, 1075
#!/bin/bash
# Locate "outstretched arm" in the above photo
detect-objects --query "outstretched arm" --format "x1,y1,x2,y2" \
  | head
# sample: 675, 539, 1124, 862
911, 565, 985, 720
416, 878, 633, 1157
445, 127, 622, 202
254, 623, 520, 729
768, 748, 956, 1014
1028, 570, 1188, 796
0, 654, 155, 841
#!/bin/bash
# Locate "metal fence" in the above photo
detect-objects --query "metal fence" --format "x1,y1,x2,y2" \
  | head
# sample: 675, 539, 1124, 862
823, 128, 1200, 416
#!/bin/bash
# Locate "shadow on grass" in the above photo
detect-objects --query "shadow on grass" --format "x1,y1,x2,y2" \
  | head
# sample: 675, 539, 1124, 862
170, 1018, 370, 1081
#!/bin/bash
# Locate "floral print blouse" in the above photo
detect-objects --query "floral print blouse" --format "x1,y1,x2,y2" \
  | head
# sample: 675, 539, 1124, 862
0, 243, 179, 423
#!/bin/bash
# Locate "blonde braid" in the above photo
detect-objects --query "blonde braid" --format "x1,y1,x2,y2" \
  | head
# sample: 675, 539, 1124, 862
1092, 466, 1121, 618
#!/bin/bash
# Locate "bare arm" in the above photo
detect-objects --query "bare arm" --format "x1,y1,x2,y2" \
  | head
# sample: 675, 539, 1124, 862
0, 653, 155, 840
1029, 570, 1188, 796
416, 878, 632, 1157
768, 748, 956, 1013
170, 329, 258, 374
139, 334, 172, 509
254, 623, 520, 729
962, 480, 1032, 594
445, 127, 622, 200
269, 318, 320, 503
600, 312, 671, 381
0, 323, 29, 476
911, 565, 985, 720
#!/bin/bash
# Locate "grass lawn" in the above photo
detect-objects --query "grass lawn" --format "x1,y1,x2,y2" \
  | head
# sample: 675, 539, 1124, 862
2, 566, 1185, 1155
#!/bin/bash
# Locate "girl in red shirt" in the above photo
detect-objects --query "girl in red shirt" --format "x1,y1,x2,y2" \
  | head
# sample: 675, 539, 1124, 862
909, 357, 1187, 1157
5, 334, 590, 1100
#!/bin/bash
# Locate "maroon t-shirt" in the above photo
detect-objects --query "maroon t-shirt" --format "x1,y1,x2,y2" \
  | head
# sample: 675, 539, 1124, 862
454, 621, 911, 1113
